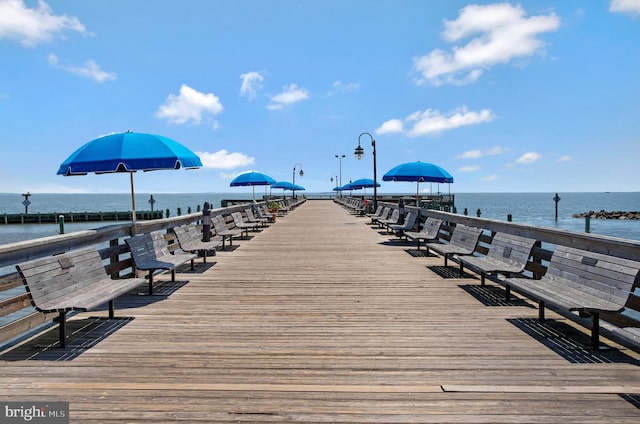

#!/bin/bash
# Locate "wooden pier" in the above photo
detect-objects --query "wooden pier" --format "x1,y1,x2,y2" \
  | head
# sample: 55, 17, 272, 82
1, 200, 640, 422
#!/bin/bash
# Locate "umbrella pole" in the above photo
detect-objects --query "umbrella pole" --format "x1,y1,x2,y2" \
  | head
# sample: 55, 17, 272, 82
416, 181, 419, 206
130, 171, 137, 234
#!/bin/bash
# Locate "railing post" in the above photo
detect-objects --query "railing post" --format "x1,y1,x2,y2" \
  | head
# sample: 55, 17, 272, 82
202, 202, 211, 242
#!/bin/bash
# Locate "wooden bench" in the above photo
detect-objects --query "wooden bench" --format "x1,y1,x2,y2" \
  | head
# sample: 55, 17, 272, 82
387, 212, 418, 238
405, 217, 443, 250
125, 230, 197, 295
231, 211, 259, 237
504, 245, 640, 350
172, 224, 222, 264
16, 247, 145, 347
458, 232, 538, 281
426, 224, 482, 268
212, 214, 243, 249
377, 208, 399, 229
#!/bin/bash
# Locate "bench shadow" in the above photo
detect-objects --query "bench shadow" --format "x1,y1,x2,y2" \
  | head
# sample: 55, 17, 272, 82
182, 261, 216, 274
620, 394, 640, 409
405, 249, 437, 258
427, 265, 474, 279
507, 318, 640, 364
379, 239, 408, 247
137, 279, 190, 297
460, 284, 533, 307
1, 316, 134, 361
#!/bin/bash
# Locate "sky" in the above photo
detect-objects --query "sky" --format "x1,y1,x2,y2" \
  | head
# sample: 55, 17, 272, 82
1, 0, 639, 195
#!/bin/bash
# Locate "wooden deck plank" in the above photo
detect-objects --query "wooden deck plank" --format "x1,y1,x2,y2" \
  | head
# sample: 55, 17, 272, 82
1, 200, 640, 422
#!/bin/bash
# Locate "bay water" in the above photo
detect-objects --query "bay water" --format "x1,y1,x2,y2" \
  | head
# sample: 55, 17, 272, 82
0, 192, 639, 245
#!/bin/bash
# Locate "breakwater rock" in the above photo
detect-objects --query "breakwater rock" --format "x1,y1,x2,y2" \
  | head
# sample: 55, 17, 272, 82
572, 210, 640, 220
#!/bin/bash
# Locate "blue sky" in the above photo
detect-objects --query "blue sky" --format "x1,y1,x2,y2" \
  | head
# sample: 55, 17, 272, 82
1, 0, 639, 195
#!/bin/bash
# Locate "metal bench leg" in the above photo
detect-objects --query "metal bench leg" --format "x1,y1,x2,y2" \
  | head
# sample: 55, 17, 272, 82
459, 261, 464, 277
148, 271, 154, 295
505, 284, 510, 301
202, 250, 207, 264
480, 273, 486, 286
538, 300, 545, 321
591, 312, 600, 350
190, 258, 195, 271
58, 311, 66, 348
171, 269, 176, 282
108, 300, 115, 319
444, 254, 449, 267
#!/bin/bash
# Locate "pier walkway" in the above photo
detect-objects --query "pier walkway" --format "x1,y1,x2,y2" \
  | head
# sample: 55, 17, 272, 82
1, 200, 640, 422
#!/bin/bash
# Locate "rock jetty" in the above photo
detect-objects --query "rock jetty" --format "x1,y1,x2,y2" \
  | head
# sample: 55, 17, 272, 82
572, 210, 640, 220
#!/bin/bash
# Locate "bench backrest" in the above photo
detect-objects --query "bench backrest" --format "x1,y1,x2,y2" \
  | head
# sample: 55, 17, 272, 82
16, 247, 107, 312
173, 225, 200, 249
212, 215, 230, 233
421, 218, 443, 238
387, 209, 399, 223
546, 246, 640, 306
449, 225, 482, 250
126, 231, 170, 262
486, 232, 537, 267
231, 212, 246, 225
401, 212, 417, 230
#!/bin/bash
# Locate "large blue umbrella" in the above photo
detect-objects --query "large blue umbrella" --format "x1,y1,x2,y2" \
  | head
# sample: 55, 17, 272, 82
57, 131, 202, 233
230, 171, 277, 200
382, 161, 453, 201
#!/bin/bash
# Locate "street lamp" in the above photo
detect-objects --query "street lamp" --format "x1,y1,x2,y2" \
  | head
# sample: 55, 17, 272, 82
354, 132, 377, 210
292, 163, 303, 198
292, 163, 304, 185
330, 173, 339, 194
335, 154, 345, 197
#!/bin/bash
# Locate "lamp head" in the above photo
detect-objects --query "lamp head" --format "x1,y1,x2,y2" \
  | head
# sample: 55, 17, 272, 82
354, 143, 365, 160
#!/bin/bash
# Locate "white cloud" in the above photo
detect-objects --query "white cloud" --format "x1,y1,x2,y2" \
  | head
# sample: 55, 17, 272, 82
457, 145, 506, 159
457, 149, 482, 159
240, 71, 264, 100
327, 80, 360, 96
556, 155, 572, 162
0, 0, 88, 47
267, 84, 309, 110
412, 3, 560, 86
156, 84, 223, 125
482, 174, 499, 182
610, 0, 640, 17
516, 152, 542, 164
459, 165, 481, 172
47, 54, 116, 83
197, 149, 254, 169
406, 106, 495, 137
376, 119, 404, 135
378, 106, 495, 137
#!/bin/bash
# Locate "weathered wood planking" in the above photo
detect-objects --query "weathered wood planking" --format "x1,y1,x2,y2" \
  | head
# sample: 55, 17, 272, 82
1, 200, 639, 422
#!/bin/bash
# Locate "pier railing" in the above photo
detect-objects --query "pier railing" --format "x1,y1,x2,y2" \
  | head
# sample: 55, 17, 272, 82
0, 201, 261, 346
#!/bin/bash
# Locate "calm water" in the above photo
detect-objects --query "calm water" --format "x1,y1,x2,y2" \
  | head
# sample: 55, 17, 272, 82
0, 192, 639, 244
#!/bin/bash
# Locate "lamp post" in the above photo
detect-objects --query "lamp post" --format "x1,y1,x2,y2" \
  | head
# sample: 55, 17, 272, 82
292, 163, 303, 198
335, 154, 345, 197
330, 173, 339, 196
354, 132, 377, 211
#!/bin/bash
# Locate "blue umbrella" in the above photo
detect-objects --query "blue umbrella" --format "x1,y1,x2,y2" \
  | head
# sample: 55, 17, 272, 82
382, 161, 453, 201
271, 181, 296, 190
271, 181, 296, 198
230, 171, 277, 200
57, 131, 202, 233
345, 178, 380, 190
